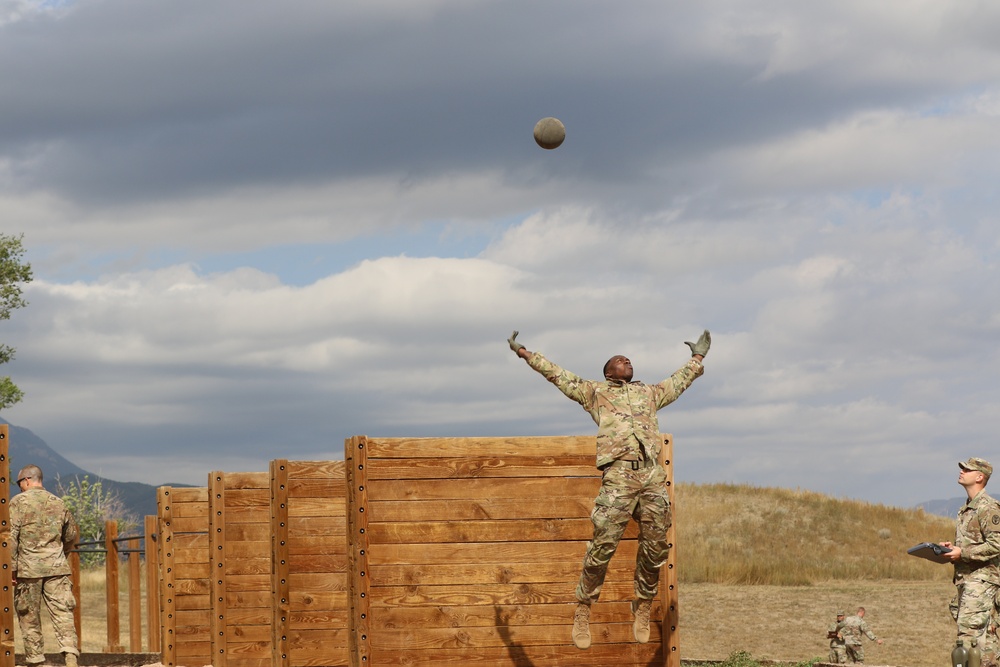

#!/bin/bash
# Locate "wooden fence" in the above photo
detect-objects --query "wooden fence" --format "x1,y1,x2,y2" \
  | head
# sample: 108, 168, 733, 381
1, 424, 12, 667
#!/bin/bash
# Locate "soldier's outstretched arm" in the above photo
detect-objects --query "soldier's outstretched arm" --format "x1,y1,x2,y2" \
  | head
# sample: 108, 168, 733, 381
508, 330, 531, 360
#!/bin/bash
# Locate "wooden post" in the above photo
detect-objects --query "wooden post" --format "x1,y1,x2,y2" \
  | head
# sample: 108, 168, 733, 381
128, 534, 142, 651
0, 424, 13, 667
144, 515, 161, 652
209, 471, 226, 667
69, 542, 82, 648
660, 434, 680, 667
105, 519, 123, 652
157, 487, 177, 667
345, 435, 371, 667
270, 460, 290, 667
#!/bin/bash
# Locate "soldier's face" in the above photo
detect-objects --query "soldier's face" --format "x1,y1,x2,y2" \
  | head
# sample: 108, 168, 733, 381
604, 356, 633, 382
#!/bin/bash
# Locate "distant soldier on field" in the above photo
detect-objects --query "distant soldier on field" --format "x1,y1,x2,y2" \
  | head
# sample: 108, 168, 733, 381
827, 610, 847, 663
841, 606, 882, 663
939, 457, 1000, 667
10, 464, 80, 667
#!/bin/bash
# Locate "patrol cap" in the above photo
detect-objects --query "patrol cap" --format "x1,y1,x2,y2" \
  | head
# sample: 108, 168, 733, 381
837, 610, 845, 616
959, 457, 993, 477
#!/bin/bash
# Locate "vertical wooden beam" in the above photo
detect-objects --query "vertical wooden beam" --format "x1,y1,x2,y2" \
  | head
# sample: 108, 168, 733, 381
144, 515, 161, 652
660, 434, 680, 667
0, 424, 13, 667
270, 459, 290, 667
105, 519, 123, 652
69, 540, 81, 648
209, 472, 227, 667
346, 435, 371, 667
128, 535, 142, 651
158, 487, 177, 667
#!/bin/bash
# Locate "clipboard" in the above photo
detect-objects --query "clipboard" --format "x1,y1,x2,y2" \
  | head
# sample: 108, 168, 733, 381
907, 542, 954, 564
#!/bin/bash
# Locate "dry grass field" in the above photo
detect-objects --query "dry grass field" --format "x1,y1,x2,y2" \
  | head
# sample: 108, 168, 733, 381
14, 482, 962, 666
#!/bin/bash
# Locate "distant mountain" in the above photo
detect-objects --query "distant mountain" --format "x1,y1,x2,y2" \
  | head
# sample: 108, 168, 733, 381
1, 417, 186, 521
917, 496, 964, 518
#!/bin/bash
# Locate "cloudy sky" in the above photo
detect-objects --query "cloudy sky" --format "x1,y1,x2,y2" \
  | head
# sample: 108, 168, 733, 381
2, 0, 999, 507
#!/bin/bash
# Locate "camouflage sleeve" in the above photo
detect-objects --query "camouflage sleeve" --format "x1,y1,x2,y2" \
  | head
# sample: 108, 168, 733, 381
861, 621, 876, 640
9, 496, 21, 571
62, 507, 79, 548
651, 358, 704, 409
525, 352, 596, 410
965, 502, 1000, 562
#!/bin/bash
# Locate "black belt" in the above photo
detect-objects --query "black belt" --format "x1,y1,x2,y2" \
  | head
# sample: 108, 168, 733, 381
600, 458, 655, 471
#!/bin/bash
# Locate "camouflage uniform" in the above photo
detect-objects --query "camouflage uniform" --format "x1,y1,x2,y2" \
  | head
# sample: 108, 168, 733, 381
949, 489, 1000, 665
525, 352, 703, 603
841, 614, 878, 663
828, 617, 847, 663
10, 486, 80, 664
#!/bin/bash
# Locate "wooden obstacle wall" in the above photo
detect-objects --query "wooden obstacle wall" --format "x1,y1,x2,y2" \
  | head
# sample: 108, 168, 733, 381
157, 461, 349, 667
158, 485, 211, 666
345, 435, 679, 667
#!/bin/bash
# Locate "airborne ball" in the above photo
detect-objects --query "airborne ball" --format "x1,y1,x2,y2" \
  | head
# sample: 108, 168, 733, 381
533, 117, 565, 150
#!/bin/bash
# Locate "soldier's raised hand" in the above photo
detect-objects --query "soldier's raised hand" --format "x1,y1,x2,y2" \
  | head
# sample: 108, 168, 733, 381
508, 330, 525, 354
685, 330, 711, 357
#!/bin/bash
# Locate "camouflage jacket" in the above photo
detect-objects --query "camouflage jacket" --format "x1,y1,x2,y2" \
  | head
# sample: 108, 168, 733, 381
954, 489, 1000, 584
840, 615, 876, 645
525, 352, 704, 468
10, 487, 79, 578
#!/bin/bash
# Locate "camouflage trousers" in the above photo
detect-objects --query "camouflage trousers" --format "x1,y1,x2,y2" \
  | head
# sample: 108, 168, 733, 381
14, 575, 79, 663
829, 643, 847, 663
575, 461, 671, 604
845, 642, 866, 663
951, 578, 1000, 667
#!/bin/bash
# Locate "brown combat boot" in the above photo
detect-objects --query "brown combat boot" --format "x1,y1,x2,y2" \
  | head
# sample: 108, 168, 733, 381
632, 598, 652, 643
64, 653, 79, 667
572, 602, 592, 650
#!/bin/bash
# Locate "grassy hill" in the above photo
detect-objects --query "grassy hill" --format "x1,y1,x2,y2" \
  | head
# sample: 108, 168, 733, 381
674, 482, 956, 586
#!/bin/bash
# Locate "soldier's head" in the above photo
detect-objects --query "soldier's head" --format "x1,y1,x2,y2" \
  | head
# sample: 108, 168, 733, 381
856, 607, 865, 617
959, 457, 992, 487
837, 611, 845, 620
16, 464, 43, 490
603, 355, 633, 383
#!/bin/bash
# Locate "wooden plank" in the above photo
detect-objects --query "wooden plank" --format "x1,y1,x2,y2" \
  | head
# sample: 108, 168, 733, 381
170, 502, 209, 518
366, 517, 632, 544
287, 572, 347, 592
364, 435, 597, 458
366, 476, 601, 501
225, 522, 271, 542
224, 487, 270, 507
286, 459, 346, 480
287, 479, 342, 497
369, 621, 661, 650
369, 601, 651, 629
368, 497, 593, 522
365, 540, 637, 566
173, 562, 211, 579
286, 553, 348, 573
368, 560, 633, 586
366, 455, 596, 480
226, 557, 271, 575
228, 624, 273, 642
366, 581, 638, 607
287, 609, 349, 629
226, 540, 270, 559
288, 515, 344, 536
157, 487, 177, 667
290, 590, 348, 610
368, 642, 660, 666
287, 497, 346, 517
168, 487, 210, 503
223, 472, 269, 489
169, 516, 210, 533
175, 594, 211, 611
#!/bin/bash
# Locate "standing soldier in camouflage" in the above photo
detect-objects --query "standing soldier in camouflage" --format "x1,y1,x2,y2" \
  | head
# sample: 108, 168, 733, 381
841, 606, 882, 663
828, 610, 847, 663
507, 329, 709, 650
10, 464, 80, 667
939, 457, 1000, 667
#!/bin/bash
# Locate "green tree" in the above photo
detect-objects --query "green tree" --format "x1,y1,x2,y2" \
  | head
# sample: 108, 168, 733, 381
0, 232, 32, 410
57, 475, 138, 565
